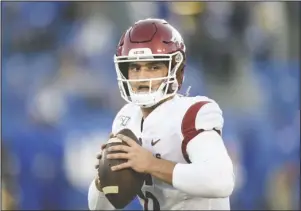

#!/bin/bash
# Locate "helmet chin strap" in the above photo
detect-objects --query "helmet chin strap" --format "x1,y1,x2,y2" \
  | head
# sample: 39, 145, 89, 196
133, 80, 180, 108
129, 80, 167, 108
130, 91, 163, 108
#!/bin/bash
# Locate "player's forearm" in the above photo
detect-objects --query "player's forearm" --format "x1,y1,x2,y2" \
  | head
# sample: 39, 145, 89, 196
172, 162, 234, 198
148, 155, 234, 198
88, 179, 115, 210
147, 157, 176, 185
172, 131, 235, 198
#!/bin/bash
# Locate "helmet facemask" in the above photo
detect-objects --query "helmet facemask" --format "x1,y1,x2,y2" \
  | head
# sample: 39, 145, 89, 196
114, 51, 184, 108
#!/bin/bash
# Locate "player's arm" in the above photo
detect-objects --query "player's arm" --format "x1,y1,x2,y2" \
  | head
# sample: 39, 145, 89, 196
88, 135, 116, 210
148, 101, 234, 198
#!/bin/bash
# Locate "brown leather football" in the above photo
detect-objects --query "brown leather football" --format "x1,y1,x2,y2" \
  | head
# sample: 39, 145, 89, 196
98, 128, 145, 209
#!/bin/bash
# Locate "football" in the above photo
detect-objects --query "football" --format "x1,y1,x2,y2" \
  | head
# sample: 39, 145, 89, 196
98, 128, 145, 209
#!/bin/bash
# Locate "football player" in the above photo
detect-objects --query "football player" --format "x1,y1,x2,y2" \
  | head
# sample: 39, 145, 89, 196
88, 18, 235, 210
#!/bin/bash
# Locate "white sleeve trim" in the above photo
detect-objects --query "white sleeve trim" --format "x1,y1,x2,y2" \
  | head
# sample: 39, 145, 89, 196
173, 130, 235, 198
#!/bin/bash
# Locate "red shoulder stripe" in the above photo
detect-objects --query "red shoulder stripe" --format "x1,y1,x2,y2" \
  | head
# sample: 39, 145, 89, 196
181, 101, 210, 163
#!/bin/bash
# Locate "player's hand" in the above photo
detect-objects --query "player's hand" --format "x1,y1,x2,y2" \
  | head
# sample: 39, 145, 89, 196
94, 144, 106, 192
94, 144, 106, 169
94, 133, 114, 169
106, 134, 155, 173
94, 133, 115, 192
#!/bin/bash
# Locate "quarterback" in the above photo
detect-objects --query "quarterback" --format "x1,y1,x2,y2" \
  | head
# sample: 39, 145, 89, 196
88, 18, 235, 210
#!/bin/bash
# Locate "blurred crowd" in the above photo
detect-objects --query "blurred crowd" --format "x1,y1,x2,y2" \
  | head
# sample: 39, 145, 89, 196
2, 2, 300, 210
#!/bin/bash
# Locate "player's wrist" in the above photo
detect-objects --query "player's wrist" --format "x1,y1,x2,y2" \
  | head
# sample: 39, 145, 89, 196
95, 177, 103, 192
146, 156, 159, 174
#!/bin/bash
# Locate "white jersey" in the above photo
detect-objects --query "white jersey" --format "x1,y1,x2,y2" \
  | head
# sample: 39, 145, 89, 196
111, 94, 230, 210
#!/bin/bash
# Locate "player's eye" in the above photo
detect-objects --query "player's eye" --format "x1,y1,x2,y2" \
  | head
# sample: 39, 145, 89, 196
129, 64, 140, 72
148, 62, 165, 71
151, 65, 160, 70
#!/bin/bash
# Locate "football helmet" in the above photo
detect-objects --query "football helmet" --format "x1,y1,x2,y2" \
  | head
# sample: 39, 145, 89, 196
114, 18, 186, 108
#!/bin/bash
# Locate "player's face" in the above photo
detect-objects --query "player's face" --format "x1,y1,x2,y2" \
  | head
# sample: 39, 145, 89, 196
128, 61, 168, 93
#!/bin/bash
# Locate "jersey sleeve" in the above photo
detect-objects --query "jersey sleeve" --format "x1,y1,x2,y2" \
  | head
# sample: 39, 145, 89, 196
111, 104, 132, 135
181, 101, 224, 163
112, 114, 121, 135
172, 130, 234, 197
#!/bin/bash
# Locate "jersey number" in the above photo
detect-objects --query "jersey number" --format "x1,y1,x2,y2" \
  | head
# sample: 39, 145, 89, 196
141, 174, 160, 211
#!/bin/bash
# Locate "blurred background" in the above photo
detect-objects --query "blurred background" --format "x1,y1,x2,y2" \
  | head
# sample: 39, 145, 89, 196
1, 1, 300, 210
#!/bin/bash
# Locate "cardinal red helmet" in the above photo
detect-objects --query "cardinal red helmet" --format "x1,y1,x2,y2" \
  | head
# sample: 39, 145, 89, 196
114, 18, 186, 108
